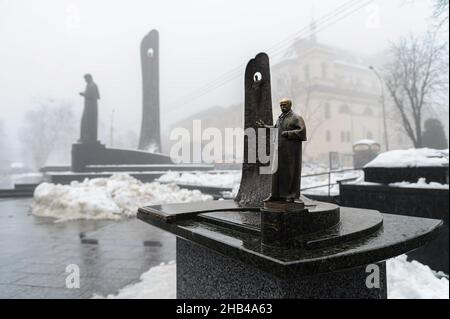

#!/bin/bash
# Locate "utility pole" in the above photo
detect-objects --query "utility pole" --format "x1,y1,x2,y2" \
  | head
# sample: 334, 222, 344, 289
369, 65, 389, 151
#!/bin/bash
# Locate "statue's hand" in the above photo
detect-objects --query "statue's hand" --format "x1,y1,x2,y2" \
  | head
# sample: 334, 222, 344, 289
281, 131, 288, 138
256, 119, 265, 127
79, 92, 85, 96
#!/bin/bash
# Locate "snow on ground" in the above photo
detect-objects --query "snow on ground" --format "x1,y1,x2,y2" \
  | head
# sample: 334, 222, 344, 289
389, 178, 449, 190
365, 148, 449, 168
94, 261, 176, 299
0, 172, 43, 188
387, 255, 449, 299
95, 255, 448, 299
32, 173, 212, 222
156, 165, 362, 197
157, 171, 241, 188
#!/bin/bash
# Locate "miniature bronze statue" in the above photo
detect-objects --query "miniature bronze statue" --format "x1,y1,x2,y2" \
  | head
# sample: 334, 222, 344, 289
79, 73, 100, 143
257, 98, 307, 204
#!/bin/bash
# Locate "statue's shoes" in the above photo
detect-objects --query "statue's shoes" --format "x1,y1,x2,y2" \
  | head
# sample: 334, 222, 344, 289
263, 196, 280, 202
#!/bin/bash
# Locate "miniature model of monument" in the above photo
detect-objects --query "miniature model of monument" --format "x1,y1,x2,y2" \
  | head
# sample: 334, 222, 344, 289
137, 52, 443, 299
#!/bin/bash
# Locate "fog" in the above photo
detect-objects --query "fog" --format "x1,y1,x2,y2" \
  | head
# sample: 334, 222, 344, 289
0, 0, 439, 163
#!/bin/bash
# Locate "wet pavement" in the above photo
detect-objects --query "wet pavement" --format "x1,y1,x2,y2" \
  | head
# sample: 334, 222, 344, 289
0, 198, 176, 299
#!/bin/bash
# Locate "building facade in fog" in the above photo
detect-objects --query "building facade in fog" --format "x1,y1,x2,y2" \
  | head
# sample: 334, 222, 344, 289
169, 29, 411, 166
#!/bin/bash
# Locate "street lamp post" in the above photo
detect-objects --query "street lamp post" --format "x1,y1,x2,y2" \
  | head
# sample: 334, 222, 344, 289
369, 65, 389, 151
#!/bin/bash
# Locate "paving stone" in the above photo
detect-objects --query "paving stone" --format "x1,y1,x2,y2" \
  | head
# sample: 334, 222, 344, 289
0, 198, 176, 299
0, 284, 26, 298
14, 273, 67, 288
0, 272, 28, 285
13, 286, 86, 299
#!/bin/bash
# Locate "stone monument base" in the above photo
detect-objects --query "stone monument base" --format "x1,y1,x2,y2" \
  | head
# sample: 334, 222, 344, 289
177, 238, 387, 299
71, 142, 172, 172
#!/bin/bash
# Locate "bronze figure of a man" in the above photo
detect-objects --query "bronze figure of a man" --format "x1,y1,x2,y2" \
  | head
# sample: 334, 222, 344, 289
258, 98, 307, 203
79, 74, 100, 143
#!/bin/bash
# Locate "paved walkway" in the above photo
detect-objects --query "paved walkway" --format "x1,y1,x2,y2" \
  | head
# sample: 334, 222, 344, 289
0, 198, 175, 299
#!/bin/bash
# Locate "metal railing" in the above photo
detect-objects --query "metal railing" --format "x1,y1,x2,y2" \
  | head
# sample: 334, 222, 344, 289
300, 168, 363, 197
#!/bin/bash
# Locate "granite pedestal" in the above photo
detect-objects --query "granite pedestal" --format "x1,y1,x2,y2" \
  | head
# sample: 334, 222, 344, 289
71, 141, 172, 172
138, 199, 442, 299
177, 238, 387, 299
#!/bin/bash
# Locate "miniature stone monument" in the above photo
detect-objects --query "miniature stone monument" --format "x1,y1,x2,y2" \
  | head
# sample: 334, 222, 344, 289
235, 53, 273, 207
137, 52, 443, 299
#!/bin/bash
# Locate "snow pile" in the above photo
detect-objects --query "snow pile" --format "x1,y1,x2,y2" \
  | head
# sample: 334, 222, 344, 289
365, 148, 449, 168
32, 173, 212, 222
94, 255, 448, 299
157, 171, 241, 188
94, 261, 176, 299
389, 178, 449, 190
387, 255, 449, 299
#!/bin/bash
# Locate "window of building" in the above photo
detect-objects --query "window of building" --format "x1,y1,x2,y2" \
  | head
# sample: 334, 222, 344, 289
346, 131, 351, 142
324, 103, 331, 119
326, 130, 331, 142
339, 104, 351, 114
367, 131, 373, 139
340, 131, 345, 142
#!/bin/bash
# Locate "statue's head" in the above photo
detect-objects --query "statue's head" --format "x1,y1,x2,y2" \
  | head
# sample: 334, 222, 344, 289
84, 73, 93, 83
279, 98, 292, 113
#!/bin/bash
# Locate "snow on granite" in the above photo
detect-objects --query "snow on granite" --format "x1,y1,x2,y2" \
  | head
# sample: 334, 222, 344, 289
32, 173, 212, 222
365, 148, 449, 168
94, 255, 448, 299
389, 178, 449, 190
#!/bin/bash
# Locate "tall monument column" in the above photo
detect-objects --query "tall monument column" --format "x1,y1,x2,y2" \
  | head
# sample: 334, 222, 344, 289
138, 29, 161, 152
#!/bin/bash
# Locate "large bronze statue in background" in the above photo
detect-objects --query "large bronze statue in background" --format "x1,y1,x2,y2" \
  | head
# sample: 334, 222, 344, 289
258, 98, 307, 203
79, 73, 100, 143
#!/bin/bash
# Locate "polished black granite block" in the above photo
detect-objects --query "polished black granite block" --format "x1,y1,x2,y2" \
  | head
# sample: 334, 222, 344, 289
260, 201, 340, 248
138, 200, 442, 278
177, 238, 387, 299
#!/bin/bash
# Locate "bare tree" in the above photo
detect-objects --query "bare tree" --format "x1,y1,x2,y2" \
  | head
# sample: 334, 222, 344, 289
384, 31, 449, 147
20, 99, 77, 170
433, 0, 449, 30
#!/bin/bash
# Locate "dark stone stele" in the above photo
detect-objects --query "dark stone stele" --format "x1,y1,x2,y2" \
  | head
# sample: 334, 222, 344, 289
235, 53, 273, 207
138, 29, 161, 152
137, 52, 444, 299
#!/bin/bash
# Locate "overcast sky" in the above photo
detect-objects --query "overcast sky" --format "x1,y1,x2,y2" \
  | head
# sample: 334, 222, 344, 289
0, 0, 439, 160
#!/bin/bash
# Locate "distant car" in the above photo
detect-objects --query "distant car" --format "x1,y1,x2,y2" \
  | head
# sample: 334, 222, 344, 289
353, 139, 381, 169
